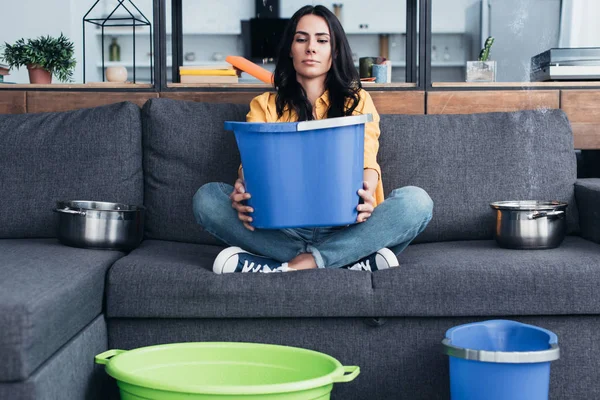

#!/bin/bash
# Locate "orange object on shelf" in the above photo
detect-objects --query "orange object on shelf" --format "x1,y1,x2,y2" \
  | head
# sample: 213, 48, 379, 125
225, 56, 274, 84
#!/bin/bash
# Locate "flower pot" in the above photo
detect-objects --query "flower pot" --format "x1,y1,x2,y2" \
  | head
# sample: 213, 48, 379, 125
27, 64, 52, 84
106, 66, 128, 83
466, 61, 496, 82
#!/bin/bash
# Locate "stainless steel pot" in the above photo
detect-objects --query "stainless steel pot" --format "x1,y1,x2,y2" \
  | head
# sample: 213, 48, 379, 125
54, 201, 145, 251
489, 201, 567, 250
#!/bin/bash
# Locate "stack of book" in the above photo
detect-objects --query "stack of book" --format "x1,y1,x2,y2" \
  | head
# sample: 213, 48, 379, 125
0, 64, 10, 83
179, 65, 238, 84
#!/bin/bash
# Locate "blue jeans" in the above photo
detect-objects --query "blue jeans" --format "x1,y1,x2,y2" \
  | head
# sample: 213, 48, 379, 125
193, 183, 433, 269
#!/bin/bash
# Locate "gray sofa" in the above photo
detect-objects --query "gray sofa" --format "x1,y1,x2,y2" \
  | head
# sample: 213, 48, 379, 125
1, 98, 599, 400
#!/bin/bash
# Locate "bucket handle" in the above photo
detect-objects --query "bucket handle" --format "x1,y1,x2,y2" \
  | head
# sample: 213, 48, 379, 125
95, 349, 126, 365
332, 366, 360, 383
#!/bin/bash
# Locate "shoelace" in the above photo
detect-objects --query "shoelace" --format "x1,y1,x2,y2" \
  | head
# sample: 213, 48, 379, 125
241, 261, 266, 273
241, 261, 292, 273
260, 265, 293, 273
349, 259, 372, 271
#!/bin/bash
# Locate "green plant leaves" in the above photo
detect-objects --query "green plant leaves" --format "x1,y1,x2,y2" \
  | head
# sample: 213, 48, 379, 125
0, 33, 76, 82
478, 36, 495, 62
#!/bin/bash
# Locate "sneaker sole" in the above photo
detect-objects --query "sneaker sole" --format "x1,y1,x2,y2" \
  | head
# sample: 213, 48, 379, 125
377, 248, 400, 268
212, 246, 245, 274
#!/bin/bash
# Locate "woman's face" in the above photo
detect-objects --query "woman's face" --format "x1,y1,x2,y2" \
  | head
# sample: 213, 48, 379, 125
290, 14, 333, 80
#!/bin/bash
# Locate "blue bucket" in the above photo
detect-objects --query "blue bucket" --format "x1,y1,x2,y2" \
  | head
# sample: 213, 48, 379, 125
442, 320, 560, 400
224, 114, 371, 229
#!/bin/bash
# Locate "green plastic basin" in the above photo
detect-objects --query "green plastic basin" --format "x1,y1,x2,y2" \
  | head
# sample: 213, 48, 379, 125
95, 342, 360, 400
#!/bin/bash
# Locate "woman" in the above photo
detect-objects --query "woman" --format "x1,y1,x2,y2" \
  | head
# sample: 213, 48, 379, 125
193, 5, 433, 274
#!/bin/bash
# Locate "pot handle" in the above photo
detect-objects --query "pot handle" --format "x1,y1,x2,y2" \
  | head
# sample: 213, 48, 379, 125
527, 210, 564, 220
95, 349, 126, 365
331, 366, 360, 383
54, 208, 86, 216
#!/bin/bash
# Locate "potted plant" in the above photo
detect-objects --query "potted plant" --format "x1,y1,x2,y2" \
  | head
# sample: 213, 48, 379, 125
466, 36, 496, 82
1, 33, 76, 84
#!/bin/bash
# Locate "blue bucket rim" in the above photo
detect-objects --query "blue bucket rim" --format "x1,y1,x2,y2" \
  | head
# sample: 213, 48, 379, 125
441, 319, 560, 363
224, 114, 372, 133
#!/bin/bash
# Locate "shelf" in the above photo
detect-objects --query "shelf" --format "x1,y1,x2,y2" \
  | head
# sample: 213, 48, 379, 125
92, 29, 151, 35
432, 81, 600, 88
0, 83, 154, 89
346, 31, 405, 35
95, 30, 415, 36
353, 61, 406, 68
351, 61, 465, 68
98, 60, 467, 69
93, 30, 239, 35
97, 61, 230, 68
431, 31, 468, 34
98, 61, 152, 67
432, 61, 466, 67
93, 30, 469, 37
167, 82, 416, 88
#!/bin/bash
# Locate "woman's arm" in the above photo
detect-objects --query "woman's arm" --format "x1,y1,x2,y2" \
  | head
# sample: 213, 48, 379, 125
359, 90, 385, 208
363, 168, 379, 195
356, 169, 378, 223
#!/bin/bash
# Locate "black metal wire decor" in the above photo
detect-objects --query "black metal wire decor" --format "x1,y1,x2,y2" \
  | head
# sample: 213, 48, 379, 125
82, 0, 153, 84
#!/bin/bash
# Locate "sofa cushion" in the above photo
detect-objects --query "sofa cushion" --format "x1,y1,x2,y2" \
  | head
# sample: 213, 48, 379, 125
106, 240, 375, 318
575, 178, 600, 244
0, 102, 143, 239
142, 98, 248, 245
0, 239, 124, 381
379, 109, 579, 243
106, 237, 600, 319
0, 316, 115, 400
372, 236, 600, 316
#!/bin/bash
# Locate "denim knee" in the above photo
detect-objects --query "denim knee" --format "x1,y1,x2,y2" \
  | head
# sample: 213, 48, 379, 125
192, 182, 224, 227
389, 186, 433, 222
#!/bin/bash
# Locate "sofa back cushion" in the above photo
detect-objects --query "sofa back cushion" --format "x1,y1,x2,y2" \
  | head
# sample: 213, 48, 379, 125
378, 109, 579, 243
0, 102, 143, 239
142, 98, 248, 245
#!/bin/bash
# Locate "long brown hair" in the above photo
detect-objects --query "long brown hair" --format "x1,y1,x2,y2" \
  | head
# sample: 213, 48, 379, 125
274, 5, 361, 121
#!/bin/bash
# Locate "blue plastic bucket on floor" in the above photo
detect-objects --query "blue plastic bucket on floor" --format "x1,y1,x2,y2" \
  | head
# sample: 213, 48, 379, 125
224, 114, 372, 229
442, 320, 560, 400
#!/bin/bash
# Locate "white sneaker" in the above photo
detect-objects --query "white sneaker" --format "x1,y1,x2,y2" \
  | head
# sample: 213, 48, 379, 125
345, 248, 399, 271
213, 246, 295, 274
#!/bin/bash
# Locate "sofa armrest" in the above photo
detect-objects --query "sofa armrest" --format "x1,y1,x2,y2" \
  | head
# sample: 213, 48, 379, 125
575, 178, 600, 244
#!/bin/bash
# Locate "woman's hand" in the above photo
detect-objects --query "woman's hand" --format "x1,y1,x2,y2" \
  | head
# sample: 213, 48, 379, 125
230, 178, 255, 231
356, 181, 376, 223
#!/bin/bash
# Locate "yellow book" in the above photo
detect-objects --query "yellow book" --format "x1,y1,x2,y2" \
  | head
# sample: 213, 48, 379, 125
179, 69, 237, 76
180, 64, 233, 71
180, 75, 239, 83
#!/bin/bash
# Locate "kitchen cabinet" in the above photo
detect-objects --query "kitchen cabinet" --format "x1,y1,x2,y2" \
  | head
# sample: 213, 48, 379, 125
280, 0, 329, 19
179, 0, 254, 34
431, 0, 478, 33
280, 0, 406, 34
342, 0, 406, 34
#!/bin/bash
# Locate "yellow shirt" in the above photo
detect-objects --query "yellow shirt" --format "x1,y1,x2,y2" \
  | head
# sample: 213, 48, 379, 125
245, 89, 385, 207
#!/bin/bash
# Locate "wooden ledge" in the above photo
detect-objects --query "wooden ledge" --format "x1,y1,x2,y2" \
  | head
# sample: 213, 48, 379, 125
0, 83, 154, 89
167, 82, 417, 89
433, 81, 600, 88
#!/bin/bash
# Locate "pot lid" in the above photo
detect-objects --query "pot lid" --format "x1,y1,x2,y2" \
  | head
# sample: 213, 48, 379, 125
489, 200, 568, 211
